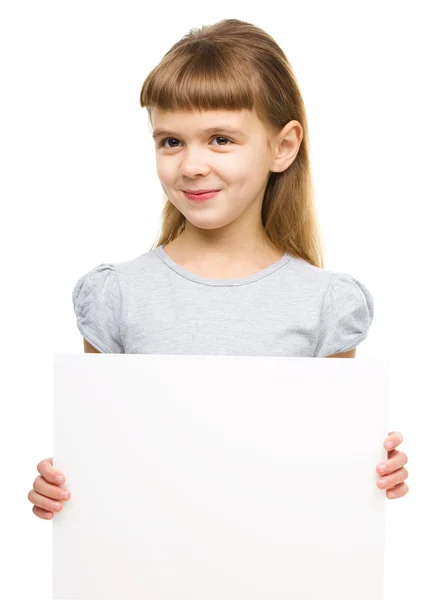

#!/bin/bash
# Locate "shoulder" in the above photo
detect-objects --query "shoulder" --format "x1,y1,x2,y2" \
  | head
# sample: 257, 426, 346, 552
314, 269, 374, 357
72, 262, 123, 353
107, 247, 166, 283
71, 248, 163, 353
276, 257, 374, 356
283, 256, 373, 314
72, 248, 162, 295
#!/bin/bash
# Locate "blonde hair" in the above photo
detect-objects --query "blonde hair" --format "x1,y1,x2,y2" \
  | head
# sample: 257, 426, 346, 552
140, 19, 325, 269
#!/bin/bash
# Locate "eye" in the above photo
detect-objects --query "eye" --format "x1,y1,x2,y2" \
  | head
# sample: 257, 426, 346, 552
158, 136, 233, 148
159, 138, 180, 148
212, 136, 232, 146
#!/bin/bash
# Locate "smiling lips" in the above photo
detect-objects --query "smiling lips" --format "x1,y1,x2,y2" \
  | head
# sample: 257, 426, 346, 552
183, 189, 221, 194
183, 189, 221, 201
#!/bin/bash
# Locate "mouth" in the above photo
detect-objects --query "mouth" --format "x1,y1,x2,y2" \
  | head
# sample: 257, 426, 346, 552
183, 189, 221, 201
183, 189, 221, 194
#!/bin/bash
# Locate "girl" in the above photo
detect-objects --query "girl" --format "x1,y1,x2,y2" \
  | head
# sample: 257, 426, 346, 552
28, 18, 408, 520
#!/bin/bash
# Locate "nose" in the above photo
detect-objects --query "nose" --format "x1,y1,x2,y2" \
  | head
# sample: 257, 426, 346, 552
180, 147, 211, 178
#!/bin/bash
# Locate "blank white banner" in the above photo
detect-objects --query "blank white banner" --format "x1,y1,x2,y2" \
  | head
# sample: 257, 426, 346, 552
53, 354, 390, 599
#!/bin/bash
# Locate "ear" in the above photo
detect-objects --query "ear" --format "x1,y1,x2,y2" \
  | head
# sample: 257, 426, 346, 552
269, 120, 303, 173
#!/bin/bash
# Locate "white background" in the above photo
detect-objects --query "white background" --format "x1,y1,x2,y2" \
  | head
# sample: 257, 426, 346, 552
1, 1, 435, 598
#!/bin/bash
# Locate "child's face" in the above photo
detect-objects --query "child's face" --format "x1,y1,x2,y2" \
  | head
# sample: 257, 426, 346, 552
150, 107, 281, 232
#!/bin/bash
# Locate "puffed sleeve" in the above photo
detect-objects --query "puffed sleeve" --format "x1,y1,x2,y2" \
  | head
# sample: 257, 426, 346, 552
314, 272, 374, 357
72, 263, 124, 353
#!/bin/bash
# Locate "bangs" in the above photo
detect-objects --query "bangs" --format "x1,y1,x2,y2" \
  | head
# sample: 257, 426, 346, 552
140, 42, 261, 115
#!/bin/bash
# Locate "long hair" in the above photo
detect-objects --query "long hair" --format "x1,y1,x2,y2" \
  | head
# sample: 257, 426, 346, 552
140, 19, 325, 269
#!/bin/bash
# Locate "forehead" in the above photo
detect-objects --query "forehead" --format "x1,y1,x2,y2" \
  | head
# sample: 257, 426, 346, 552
150, 107, 264, 135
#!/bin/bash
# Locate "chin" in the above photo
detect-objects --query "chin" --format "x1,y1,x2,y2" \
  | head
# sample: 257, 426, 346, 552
184, 214, 236, 231
169, 197, 238, 230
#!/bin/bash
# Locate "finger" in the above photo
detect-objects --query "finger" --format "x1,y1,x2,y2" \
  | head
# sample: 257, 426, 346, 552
376, 450, 408, 474
377, 467, 409, 489
32, 505, 54, 520
28, 489, 64, 514
385, 431, 403, 451
387, 482, 409, 499
37, 458, 65, 486
33, 475, 71, 502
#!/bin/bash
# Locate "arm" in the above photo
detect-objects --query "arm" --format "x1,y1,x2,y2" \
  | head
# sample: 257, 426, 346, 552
83, 338, 100, 353
326, 347, 356, 358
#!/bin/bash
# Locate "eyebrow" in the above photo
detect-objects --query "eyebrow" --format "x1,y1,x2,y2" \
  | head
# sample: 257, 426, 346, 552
152, 125, 247, 139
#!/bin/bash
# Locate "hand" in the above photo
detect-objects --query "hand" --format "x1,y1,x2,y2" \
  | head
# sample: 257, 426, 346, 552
376, 431, 409, 499
28, 457, 71, 520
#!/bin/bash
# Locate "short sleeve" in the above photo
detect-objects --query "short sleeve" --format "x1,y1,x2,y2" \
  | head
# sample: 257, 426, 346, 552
314, 272, 374, 357
72, 263, 124, 353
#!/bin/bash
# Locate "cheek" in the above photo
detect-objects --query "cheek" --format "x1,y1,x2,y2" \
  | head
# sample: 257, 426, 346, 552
228, 151, 263, 180
156, 161, 172, 184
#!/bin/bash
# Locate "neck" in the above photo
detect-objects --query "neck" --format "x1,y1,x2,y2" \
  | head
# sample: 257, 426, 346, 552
173, 219, 281, 260
171, 234, 280, 262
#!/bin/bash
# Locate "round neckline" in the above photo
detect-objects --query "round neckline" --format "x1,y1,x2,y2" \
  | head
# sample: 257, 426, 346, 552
154, 244, 293, 287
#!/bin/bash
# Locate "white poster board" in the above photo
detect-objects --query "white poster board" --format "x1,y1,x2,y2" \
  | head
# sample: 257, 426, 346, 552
53, 354, 390, 600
